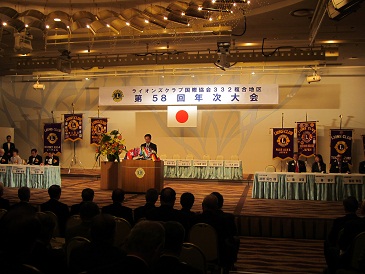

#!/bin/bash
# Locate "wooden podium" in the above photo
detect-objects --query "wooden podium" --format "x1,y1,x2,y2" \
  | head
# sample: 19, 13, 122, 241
100, 162, 119, 190
118, 160, 164, 193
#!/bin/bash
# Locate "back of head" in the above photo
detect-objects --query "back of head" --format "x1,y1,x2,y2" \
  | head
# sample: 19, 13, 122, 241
48, 184, 61, 200
18, 186, 30, 202
81, 188, 94, 202
160, 187, 176, 206
146, 188, 159, 204
180, 192, 195, 210
343, 196, 359, 213
80, 201, 100, 221
112, 188, 125, 203
124, 220, 165, 260
211, 191, 224, 209
91, 214, 116, 244
163, 221, 185, 255
202, 194, 218, 212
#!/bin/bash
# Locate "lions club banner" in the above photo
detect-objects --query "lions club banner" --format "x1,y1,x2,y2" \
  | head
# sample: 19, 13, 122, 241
330, 129, 353, 164
90, 118, 108, 145
297, 122, 317, 157
64, 114, 83, 142
273, 128, 294, 159
44, 123, 62, 154
167, 106, 197, 127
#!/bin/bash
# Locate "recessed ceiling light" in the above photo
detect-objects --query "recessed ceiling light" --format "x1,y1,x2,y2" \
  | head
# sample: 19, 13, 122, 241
106, 24, 110, 27
144, 19, 149, 23
25, 24, 29, 27
251, 71, 255, 75
198, 6, 202, 11
46, 25, 50, 29
209, 17, 213, 21
290, 9, 314, 17
181, 12, 185, 16
349, 57, 359, 60
2, 22, 7, 26
54, 18, 61, 22
163, 16, 168, 20
126, 22, 130, 26
85, 77, 90, 80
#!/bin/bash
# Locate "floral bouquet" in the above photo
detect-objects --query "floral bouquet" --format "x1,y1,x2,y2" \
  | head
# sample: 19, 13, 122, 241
96, 130, 127, 162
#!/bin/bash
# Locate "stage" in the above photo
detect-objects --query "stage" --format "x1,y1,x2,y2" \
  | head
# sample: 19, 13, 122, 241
1, 174, 333, 273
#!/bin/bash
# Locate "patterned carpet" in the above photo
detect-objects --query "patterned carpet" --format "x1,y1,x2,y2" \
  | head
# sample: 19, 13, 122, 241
2, 177, 333, 273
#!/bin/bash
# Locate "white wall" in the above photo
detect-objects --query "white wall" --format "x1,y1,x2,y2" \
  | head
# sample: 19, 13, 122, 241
0, 68, 364, 174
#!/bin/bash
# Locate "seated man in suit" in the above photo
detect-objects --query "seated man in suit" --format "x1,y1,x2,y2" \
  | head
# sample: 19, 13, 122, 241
27, 148, 43, 165
44, 151, 59, 166
40, 185, 70, 237
9, 186, 37, 213
359, 160, 365, 174
134, 188, 159, 223
70, 188, 95, 216
141, 133, 157, 153
330, 154, 351, 173
102, 188, 134, 225
2, 135, 15, 158
287, 152, 306, 173
0, 148, 8, 164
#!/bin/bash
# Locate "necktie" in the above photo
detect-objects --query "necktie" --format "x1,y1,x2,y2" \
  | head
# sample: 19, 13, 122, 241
318, 163, 321, 172
8, 143, 10, 150
295, 161, 299, 173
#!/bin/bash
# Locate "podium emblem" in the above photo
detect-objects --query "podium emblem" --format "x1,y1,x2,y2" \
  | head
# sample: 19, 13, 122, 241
135, 167, 145, 179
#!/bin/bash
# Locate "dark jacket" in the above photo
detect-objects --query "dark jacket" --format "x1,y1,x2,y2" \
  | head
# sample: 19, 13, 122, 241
28, 155, 43, 165
3, 142, 15, 157
311, 162, 327, 173
329, 160, 350, 173
287, 160, 306, 173
44, 155, 60, 166
41, 199, 70, 237
134, 203, 156, 223
141, 142, 157, 153
359, 161, 365, 174
101, 202, 134, 225
0, 154, 9, 164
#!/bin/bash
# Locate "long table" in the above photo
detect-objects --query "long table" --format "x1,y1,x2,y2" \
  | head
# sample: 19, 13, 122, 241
252, 172, 365, 201
163, 159, 243, 180
0, 164, 61, 189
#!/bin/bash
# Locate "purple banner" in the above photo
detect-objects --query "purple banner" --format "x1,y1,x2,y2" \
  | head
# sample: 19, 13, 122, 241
297, 121, 317, 157
64, 114, 83, 142
330, 129, 353, 164
273, 128, 294, 159
90, 118, 107, 145
44, 123, 62, 154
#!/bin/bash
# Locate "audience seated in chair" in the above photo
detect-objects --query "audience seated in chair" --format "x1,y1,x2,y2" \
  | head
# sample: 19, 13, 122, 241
69, 214, 125, 274
40, 184, 70, 237
134, 188, 159, 223
179, 192, 197, 230
154, 221, 202, 274
0, 182, 10, 210
146, 187, 189, 231
324, 196, 360, 273
102, 188, 134, 225
9, 186, 37, 213
70, 188, 95, 216
65, 201, 100, 244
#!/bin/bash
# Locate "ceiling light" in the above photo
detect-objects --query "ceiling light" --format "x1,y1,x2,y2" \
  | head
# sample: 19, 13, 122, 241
209, 17, 213, 21
181, 12, 185, 16
25, 24, 29, 28
251, 71, 255, 75
86, 24, 90, 28
67, 25, 70, 28
163, 16, 168, 20
349, 57, 359, 60
247, 0, 251, 4
54, 18, 61, 22
85, 77, 90, 80
126, 22, 130, 26
198, 6, 203, 11
106, 24, 110, 27
233, 3, 237, 7
2, 22, 7, 26
212, 0, 216, 3
144, 19, 149, 23
46, 25, 49, 29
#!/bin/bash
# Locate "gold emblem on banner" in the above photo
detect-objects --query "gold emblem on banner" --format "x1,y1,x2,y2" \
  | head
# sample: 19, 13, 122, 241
112, 89, 124, 102
47, 133, 58, 144
335, 141, 348, 154
277, 134, 290, 147
68, 119, 79, 130
135, 168, 145, 179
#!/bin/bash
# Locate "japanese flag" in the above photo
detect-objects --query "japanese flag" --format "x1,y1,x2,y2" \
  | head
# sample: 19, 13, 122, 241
167, 106, 197, 127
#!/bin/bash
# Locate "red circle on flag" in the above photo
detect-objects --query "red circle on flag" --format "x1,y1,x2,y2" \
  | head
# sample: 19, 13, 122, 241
176, 110, 189, 123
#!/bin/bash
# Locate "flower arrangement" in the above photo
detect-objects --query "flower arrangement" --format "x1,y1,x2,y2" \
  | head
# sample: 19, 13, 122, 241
96, 130, 127, 162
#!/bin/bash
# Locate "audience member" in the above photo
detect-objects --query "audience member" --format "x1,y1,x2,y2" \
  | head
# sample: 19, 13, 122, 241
102, 188, 134, 225
0, 182, 10, 210
324, 196, 359, 273
154, 221, 202, 274
2, 135, 15, 158
27, 148, 43, 165
330, 154, 351, 173
9, 148, 23, 164
311, 154, 326, 173
70, 188, 95, 216
121, 220, 165, 274
134, 188, 158, 222
146, 187, 189, 230
44, 151, 60, 166
40, 185, 70, 237
9, 186, 37, 213
287, 152, 306, 173
30, 213, 67, 274
69, 214, 125, 274
179, 192, 197, 230
359, 160, 365, 174
65, 201, 100, 244
0, 148, 8, 164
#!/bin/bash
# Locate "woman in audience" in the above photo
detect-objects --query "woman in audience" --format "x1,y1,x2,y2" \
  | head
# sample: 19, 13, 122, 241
9, 148, 23, 164
312, 154, 326, 173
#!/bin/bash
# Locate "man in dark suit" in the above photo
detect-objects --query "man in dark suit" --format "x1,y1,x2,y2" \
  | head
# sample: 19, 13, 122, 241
44, 151, 60, 166
359, 160, 365, 174
2, 135, 15, 158
40, 184, 70, 237
0, 148, 8, 164
70, 188, 95, 216
134, 188, 159, 222
330, 154, 351, 173
102, 188, 134, 225
141, 133, 157, 153
27, 148, 43, 165
9, 186, 37, 213
287, 152, 306, 173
